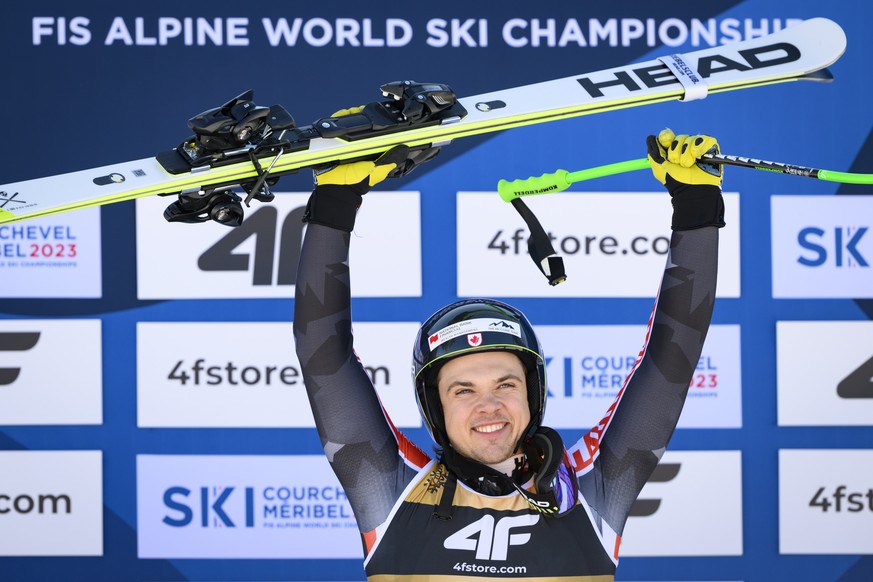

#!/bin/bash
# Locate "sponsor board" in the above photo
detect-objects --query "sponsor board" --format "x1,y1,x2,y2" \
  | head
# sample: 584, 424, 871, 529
137, 321, 421, 428
0, 319, 102, 425
539, 325, 741, 429
777, 321, 873, 426
779, 449, 873, 554
456, 192, 739, 297
620, 450, 743, 557
772, 195, 873, 298
0, 209, 101, 298
137, 455, 362, 559
0, 450, 103, 556
136, 192, 421, 298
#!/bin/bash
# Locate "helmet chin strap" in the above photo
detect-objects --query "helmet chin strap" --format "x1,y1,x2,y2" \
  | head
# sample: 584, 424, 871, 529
433, 445, 519, 520
434, 427, 578, 519
485, 453, 526, 477
440, 445, 521, 496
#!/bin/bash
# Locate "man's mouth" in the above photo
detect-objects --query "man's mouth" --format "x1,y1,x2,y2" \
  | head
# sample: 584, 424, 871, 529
473, 422, 508, 434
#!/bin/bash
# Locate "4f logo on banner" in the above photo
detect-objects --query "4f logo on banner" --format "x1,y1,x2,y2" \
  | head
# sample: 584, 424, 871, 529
198, 206, 306, 285
629, 463, 681, 517
837, 355, 873, 399
444, 514, 538, 560
0, 332, 40, 386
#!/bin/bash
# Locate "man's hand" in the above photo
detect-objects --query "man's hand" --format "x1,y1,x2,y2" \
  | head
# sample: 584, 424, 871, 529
315, 105, 440, 191
646, 128, 725, 231
647, 128, 722, 187
303, 105, 441, 232
314, 145, 417, 193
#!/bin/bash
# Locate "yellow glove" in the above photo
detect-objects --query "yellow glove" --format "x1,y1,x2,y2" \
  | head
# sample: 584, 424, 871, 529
314, 107, 403, 189
304, 147, 409, 232
646, 128, 726, 231
647, 128, 722, 187
314, 152, 401, 189
305, 105, 441, 231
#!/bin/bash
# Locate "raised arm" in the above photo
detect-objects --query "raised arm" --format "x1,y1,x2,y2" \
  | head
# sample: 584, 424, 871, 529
575, 130, 725, 536
293, 148, 434, 531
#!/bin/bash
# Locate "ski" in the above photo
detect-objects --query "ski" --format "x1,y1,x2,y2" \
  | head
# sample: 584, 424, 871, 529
0, 17, 846, 226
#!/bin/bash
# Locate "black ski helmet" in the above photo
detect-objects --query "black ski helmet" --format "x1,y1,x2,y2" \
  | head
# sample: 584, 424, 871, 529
412, 298, 547, 448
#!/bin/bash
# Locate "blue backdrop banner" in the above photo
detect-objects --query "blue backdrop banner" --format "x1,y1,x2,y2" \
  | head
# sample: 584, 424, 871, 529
1, 1, 871, 581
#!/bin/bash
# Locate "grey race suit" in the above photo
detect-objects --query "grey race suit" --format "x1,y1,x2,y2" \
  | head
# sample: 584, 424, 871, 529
294, 215, 718, 581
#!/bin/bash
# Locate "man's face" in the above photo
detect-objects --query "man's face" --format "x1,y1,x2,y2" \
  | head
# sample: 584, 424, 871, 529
436, 351, 531, 466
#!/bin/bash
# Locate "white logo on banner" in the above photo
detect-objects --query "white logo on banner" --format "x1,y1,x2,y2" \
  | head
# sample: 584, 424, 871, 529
136, 192, 421, 299
539, 325, 741, 429
772, 195, 873, 298
456, 192, 740, 298
620, 450, 743, 557
137, 321, 421, 428
779, 449, 873, 555
137, 455, 362, 559
777, 321, 873, 426
0, 209, 102, 298
0, 320, 102, 425
0, 451, 103, 556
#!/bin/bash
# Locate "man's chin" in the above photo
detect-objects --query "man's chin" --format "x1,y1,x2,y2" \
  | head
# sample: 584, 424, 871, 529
465, 448, 516, 467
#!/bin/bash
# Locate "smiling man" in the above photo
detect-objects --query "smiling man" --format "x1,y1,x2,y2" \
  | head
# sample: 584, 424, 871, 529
293, 129, 724, 580
438, 351, 530, 466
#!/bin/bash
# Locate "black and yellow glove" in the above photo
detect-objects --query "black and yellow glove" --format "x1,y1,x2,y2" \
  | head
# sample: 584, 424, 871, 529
303, 107, 440, 232
647, 128, 726, 230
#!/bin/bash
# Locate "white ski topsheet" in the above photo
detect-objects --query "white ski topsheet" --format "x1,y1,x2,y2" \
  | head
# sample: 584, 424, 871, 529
0, 17, 846, 224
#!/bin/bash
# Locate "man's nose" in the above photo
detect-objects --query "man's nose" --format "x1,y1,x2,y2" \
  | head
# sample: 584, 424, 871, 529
474, 389, 502, 412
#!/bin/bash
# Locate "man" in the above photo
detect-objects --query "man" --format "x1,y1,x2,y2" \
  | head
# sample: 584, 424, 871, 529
293, 129, 723, 580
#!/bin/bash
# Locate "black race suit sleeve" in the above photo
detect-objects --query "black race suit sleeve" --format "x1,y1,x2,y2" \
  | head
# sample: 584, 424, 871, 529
577, 226, 719, 537
294, 223, 424, 533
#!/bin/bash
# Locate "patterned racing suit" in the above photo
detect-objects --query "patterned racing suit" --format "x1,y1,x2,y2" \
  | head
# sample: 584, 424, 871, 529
294, 211, 718, 581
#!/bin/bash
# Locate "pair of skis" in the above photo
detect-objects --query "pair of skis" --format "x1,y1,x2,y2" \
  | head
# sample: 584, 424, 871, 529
0, 18, 853, 227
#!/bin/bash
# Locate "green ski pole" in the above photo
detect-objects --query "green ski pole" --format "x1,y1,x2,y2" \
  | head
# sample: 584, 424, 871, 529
497, 154, 873, 202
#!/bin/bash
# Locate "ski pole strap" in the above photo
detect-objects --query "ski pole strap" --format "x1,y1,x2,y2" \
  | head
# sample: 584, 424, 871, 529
509, 198, 567, 286
657, 54, 708, 101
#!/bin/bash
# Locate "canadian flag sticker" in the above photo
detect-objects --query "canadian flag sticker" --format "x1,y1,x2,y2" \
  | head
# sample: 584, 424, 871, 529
467, 333, 483, 347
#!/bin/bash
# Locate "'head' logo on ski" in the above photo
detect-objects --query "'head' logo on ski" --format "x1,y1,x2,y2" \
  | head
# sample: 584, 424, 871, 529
576, 41, 803, 98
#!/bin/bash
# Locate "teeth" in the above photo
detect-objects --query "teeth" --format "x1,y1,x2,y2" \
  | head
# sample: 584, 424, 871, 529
474, 423, 506, 434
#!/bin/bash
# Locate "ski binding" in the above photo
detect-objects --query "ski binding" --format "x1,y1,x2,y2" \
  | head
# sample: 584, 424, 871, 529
159, 81, 464, 226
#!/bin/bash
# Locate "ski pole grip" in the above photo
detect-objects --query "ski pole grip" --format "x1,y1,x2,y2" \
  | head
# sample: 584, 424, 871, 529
818, 169, 873, 185
498, 170, 571, 202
